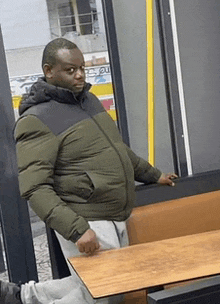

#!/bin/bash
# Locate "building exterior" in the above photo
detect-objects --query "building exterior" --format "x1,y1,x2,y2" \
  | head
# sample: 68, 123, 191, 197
0, 0, 115, 120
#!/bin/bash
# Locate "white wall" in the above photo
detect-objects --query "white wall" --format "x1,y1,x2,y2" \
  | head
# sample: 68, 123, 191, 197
6, 47, 44, 77
0, 0, 51, 50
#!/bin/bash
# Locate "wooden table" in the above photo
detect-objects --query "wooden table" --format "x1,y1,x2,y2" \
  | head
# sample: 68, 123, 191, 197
68, 230, 220, 299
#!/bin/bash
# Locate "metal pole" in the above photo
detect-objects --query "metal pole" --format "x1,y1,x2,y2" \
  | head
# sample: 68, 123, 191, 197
71, 0, 81, 35
101, 0, 130, 146
156, 0, 191, 176
0, 27, 38, 283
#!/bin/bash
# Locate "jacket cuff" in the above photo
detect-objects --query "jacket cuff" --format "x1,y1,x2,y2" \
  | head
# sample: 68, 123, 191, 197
69, 219, 90, 243
70, 230, 85, 243
150, 167, 162, 183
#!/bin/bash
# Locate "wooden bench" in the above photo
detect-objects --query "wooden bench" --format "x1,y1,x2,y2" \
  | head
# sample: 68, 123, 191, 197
121, 190, 220, 303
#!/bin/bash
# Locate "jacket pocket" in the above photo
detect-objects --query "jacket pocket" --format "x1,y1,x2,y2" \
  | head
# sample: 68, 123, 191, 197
84, 171, 105, 202
55, 172, 94, 201
55, 171, 110, 203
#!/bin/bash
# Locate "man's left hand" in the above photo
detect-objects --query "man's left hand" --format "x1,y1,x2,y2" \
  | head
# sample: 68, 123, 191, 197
158, 173, 178, 186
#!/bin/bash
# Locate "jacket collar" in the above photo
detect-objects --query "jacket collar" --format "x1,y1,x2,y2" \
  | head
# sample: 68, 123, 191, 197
19, 77, 92, 115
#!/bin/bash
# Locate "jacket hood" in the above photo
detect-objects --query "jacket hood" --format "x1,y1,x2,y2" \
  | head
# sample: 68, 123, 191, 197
19, 77, 91, 115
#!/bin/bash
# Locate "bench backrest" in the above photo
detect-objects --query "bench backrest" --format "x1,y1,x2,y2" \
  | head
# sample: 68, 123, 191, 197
127, 190, 220, 245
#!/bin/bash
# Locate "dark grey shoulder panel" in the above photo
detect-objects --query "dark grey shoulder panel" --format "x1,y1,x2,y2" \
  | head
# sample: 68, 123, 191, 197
21, 93, 105, 135
82, 92, 105, 116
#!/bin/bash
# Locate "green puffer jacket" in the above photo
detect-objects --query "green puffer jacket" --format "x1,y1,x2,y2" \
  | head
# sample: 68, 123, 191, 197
15, 78, 161, 242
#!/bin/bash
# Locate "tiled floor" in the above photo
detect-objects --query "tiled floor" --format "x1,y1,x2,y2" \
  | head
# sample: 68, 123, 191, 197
32, 233, 53, 281
0, 233, 53, 282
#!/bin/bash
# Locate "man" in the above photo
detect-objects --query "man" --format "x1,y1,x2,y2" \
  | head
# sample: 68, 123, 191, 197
1, 38, 176, 304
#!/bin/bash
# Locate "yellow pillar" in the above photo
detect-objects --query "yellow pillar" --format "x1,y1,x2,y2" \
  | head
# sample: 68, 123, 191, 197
147, 0, 155, 165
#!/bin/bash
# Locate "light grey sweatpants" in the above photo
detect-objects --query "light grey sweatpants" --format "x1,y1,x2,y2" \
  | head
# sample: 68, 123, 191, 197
21, 221, 129, 304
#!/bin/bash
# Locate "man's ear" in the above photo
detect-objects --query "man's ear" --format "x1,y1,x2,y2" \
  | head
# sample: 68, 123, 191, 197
43, 64, 53, 79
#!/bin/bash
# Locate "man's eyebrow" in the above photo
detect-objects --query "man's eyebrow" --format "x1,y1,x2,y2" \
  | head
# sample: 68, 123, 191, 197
64, 62, 85, 67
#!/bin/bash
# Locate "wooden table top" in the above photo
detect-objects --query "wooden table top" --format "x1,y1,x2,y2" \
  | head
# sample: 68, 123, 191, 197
68, 230, 220, 299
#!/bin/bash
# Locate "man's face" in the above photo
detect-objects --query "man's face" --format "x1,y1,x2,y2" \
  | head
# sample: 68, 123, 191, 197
46, 48, 86, 94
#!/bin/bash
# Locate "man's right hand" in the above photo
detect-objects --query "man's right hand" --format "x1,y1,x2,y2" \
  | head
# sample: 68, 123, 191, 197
76, 229, 100, 255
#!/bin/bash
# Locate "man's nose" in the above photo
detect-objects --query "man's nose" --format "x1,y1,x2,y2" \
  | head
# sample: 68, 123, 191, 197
74, 68, 84, 78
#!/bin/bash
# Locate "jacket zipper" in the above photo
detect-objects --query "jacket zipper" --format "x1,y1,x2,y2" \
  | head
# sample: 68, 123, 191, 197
90, 116, 130, 210
78, 95, 130, 210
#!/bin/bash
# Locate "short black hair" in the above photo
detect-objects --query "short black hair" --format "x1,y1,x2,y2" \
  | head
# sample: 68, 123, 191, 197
42, 38, 78, 69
